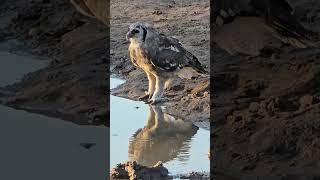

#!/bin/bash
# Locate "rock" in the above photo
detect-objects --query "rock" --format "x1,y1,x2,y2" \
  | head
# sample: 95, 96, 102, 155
299, 95, 314, 110
249, 102, 260, 113
152, 10, 163, 15
180, 171, 210, 179
111, 163, 130, 179
110, 161, 169, 180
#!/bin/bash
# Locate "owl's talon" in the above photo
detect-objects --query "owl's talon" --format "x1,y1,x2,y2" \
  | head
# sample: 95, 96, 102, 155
148, 98, 165, 105
150, 101, 158, 105
138, 94, 150, 101
150, 100, 158, 105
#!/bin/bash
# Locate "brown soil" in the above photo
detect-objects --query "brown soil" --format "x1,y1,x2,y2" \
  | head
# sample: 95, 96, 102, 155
212, 1, 320, 179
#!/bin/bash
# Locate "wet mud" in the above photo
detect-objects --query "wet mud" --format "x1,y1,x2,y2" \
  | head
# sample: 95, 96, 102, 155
0, 0, 108, 126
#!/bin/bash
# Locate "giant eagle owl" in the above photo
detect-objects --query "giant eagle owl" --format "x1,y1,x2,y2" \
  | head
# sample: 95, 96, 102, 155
128, 105, 197, 167
212, 0, 317, 56
126, 22, 206, 104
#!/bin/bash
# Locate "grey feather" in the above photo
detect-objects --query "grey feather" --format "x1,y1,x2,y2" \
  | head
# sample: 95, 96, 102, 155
147, 34, 206, 73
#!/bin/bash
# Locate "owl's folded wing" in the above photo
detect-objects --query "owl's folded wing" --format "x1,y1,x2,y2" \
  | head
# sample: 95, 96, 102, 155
150, 35, 206, 73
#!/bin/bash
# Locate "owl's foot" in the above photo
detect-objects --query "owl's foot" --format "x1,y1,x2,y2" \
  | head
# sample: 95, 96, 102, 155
146, 97, 168, 105
138, 94, 150, 101
147, 99, 160, 105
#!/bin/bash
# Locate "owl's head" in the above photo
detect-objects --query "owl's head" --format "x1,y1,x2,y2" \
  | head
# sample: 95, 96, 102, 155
126, 22, 152, 43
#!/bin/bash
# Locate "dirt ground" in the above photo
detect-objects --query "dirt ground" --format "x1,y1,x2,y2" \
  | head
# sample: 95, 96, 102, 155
110, 0, 210, 122
212, 0, 320, 179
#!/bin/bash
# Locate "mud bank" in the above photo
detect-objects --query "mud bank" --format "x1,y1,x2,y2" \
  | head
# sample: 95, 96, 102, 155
212, 0, 320, 178
0, 0, 108, 125
212, 48, 320, 179
0, 0, 210, 125
110, 0, 210, 122
110, 161, 210, 180
111, 161, 169, 180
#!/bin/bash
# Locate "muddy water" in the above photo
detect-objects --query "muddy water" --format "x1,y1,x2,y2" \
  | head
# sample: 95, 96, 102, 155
0, 46, 108, 180
110, 78, 210, 176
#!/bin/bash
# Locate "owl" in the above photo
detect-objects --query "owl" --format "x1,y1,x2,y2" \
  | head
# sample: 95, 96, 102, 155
126, 22, 207, 104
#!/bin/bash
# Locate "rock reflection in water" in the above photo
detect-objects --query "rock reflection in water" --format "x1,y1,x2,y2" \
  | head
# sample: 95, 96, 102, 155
128, 105, 198, 167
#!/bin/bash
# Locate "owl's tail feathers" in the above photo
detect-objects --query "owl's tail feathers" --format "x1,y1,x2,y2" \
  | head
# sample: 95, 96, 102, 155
176, 66, 209, 80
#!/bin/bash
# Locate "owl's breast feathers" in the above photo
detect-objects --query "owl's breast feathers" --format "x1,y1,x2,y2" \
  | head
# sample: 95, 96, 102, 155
128, 42, 145, 67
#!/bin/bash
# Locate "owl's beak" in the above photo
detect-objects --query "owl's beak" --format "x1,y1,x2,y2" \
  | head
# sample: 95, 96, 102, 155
126, 31, 133, 41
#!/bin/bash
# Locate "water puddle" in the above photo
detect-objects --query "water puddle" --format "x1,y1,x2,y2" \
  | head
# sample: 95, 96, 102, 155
110, 78, 210, 177
0, 51, 48, 86
0, 44, 108, 180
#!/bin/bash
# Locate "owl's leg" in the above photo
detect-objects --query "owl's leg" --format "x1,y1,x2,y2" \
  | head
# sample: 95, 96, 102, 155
147, 73, 156, 98
145, 105, 156, 128
139, 72, 156, 101
149, 76, 166, 104
151, 105, 165, 129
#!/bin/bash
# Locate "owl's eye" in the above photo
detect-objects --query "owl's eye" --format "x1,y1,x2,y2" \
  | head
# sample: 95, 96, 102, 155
132, 29, 140, 34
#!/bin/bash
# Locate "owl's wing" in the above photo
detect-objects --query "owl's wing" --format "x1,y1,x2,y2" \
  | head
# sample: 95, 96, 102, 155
150, 35, 206, 73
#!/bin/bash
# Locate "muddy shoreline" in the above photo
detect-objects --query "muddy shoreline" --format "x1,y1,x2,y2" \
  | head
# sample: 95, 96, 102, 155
0, 0, 108, 126
111, 161, 210, 180
0, 0, 210, 127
